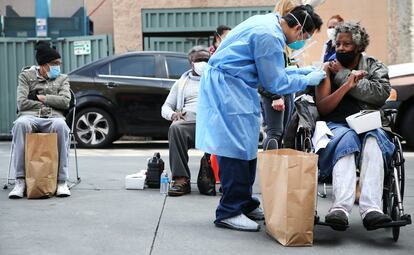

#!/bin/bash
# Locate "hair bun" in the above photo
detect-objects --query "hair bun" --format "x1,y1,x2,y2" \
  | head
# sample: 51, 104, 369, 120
303, 4, 314, 14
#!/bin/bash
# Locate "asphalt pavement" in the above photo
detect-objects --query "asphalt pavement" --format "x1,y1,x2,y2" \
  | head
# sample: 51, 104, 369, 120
0, 141, 413, 255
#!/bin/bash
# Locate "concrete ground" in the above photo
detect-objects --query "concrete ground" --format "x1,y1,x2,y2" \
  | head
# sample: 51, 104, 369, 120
0, 141, 413, 255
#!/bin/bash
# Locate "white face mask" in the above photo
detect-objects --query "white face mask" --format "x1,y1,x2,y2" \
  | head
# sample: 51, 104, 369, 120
327, 28, 336, 41
193, 61, 208, 76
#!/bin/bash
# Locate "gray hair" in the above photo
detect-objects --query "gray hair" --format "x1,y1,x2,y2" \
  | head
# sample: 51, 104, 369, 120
187, 46, 210, 60
334, 21, 370, 52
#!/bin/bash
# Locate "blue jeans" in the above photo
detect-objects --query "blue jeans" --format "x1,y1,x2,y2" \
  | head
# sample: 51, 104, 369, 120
318, 122, 395, 180
261, 95, 292, 150
214, 156, 260, 222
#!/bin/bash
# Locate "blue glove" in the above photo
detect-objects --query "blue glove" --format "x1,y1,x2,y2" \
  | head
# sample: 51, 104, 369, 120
285, 65, 301, 75
306, 71, 326, 86
285, 65, 317, 75
297, 65, 318, 75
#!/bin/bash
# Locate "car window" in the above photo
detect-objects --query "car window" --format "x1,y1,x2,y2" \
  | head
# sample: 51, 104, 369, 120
97, 63, 109, 75
166, 56, 191, 79
110, 55, 156, 77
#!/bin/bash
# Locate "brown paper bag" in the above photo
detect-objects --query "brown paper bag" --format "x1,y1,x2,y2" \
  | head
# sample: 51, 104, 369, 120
25, 133, 58, 199
258, 149, 318, 246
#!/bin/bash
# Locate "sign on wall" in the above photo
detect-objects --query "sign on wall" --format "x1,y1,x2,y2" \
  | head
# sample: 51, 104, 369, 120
73, 40, 91, 55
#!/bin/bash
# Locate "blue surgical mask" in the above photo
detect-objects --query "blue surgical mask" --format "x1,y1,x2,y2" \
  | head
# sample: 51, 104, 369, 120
48, 65, 61, 79
288, 39, 306, 50
287, 12, 308, 51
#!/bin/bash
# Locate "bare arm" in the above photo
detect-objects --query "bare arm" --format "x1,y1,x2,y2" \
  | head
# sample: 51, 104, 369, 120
315, 65, 357, 116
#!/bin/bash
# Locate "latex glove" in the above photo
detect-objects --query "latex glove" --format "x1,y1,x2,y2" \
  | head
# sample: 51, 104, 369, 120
285, 66, 300, 75
285, 65, 317, 75
297, 65, 318, 75
306, 71, 326, 86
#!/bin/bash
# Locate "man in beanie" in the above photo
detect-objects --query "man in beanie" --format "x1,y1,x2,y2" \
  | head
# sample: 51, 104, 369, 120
8, 41, 72, 198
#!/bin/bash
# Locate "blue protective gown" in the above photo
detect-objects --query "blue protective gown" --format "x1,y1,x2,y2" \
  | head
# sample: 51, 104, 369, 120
196, 13, 310, 160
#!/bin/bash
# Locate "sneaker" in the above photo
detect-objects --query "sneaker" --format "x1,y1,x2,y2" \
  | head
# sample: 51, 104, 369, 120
246, 207, 265, 221
363, 211, 392, 231
56, 181, 71, 197
325, 210, 349, 231
215, 214, 260, 232
8, 179, 25, 199
168, 180, 191, 197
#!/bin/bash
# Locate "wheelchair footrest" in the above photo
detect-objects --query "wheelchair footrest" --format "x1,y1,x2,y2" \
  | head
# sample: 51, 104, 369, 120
372, 214, 412, 229
314, 215, 349, 230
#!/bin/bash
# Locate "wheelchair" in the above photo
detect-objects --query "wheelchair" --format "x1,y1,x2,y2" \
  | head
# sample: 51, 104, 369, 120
291, 107, 411, 242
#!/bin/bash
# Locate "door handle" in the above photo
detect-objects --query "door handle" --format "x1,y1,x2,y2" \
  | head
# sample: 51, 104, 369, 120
105, 82, 119, 88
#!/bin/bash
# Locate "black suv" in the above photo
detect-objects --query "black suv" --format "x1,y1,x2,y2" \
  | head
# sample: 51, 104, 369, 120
68, 51, 191, 148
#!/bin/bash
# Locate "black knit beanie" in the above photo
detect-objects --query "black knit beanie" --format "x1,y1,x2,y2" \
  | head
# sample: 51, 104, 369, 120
35, 41, 61, 65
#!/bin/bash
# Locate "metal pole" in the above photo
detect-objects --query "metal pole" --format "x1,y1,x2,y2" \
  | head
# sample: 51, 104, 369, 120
35, 0, 50, 37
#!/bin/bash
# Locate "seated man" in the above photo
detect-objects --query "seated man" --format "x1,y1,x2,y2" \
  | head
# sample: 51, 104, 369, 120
315, 22, 393, 230
161, 46, 210, 196
9, 41, 71, 199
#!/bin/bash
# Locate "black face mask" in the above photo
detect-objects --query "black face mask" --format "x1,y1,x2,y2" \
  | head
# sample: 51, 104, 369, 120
336, 51, 357, 67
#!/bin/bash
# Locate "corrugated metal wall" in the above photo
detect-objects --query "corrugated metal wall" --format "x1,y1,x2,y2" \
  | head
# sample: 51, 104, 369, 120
144, 36, 211, 53
56, 35, 113, 74
142, 7, 273, 52
0, 35, 113, 136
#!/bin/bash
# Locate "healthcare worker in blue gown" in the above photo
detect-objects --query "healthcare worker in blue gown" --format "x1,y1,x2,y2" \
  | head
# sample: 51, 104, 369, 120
196, 5, 326, 232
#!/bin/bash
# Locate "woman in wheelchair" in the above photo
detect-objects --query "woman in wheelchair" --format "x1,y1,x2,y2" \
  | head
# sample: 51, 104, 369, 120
315, 21, 394, 231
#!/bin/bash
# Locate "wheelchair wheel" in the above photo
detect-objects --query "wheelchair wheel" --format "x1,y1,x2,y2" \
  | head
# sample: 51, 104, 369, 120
393, 136, 405, 199
295, 127, 312, 152
383, 174, 400, 241
384, 136, 405, 242
294, 128, 304, 151
391, 196, 400, 242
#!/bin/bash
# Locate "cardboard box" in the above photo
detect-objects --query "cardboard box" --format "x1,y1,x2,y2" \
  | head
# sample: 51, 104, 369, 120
346, 110, 381, 134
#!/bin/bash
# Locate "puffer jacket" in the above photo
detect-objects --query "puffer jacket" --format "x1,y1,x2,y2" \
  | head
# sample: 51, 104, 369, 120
17, 66, 71, 118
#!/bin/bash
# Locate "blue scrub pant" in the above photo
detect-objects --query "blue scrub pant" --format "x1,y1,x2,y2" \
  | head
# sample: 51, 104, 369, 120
214, 156, 260, 223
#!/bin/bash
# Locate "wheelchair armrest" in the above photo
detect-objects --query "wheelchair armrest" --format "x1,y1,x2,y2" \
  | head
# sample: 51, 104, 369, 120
383, 108, 398, 117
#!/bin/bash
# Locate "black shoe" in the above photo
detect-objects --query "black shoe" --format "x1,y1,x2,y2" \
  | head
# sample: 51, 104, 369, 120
363, 211, 392, 231
325, 210, 349, 231
168, 181, 191, 196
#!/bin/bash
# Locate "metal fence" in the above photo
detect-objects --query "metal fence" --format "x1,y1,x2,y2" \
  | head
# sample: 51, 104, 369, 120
142, 6, 273, 52
0, 35, 113, 136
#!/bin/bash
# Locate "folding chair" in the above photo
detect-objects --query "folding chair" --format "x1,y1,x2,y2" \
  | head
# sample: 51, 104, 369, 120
3, 88, 81, 190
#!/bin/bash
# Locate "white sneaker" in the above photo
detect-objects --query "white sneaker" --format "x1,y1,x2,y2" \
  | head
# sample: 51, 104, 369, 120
216, 214, 260, 232
8, 179, 25, 199
246, 207, 265, 220
56, 181, 71, 197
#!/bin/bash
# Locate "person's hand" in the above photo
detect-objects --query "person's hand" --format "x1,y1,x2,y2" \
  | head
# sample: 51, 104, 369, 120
346, 73, 358, 88
346, 70, 367, 89
328, 60, 344, 74
306, 71, 326, 86
351, 70, 367, 82
171, 111, 186, 122
271, 98, 285, 111
37, 95, 46, 103
297, 65, 318, 75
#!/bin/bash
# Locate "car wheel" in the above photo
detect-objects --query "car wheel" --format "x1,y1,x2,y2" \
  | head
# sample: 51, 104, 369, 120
400, 105, 414, 148
74, 107, 115, 148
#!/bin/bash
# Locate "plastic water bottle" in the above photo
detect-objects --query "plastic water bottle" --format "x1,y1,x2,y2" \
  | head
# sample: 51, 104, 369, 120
160, 170, 169, 195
